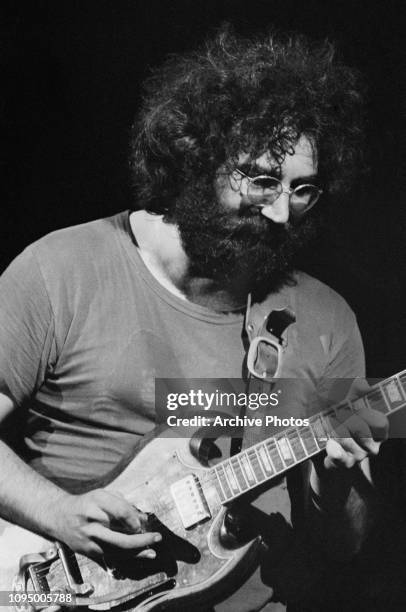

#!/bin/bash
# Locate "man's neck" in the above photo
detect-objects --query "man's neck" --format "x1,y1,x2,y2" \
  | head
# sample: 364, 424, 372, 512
129, 210, 247, 313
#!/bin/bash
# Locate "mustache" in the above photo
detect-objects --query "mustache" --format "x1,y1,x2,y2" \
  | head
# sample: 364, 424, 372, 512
211, 207, 299, 246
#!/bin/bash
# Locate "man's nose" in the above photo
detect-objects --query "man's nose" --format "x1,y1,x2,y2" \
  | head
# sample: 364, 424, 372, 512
260, 191, 290, 223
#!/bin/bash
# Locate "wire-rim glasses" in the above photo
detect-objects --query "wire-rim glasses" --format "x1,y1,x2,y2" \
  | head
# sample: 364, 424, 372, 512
233, 168, 323, 214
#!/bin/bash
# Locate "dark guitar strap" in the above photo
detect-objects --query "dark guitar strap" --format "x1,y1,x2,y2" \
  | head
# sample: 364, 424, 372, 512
230, 295, 296, 455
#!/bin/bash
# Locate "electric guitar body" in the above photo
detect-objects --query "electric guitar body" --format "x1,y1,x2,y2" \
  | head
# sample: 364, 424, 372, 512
0, 425, 263, 612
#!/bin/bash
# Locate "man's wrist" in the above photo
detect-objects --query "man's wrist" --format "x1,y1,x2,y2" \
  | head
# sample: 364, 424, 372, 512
33, 489, 74, 541
309, 460, 353, 514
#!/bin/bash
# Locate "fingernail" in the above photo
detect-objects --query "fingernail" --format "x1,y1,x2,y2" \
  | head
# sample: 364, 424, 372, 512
154, 533, 162, 542
146, 549, 156, 558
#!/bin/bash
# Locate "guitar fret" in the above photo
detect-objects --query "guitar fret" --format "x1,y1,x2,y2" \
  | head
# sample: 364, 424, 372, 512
247, 448, 266, 481
254, 449, 267, 479
265, 439, 285, 472
224, 461, 242, 495
263, 442, 278, 472
365, 388, 389, 414
334, 402, 354, 423
253, 448, 267, 478
322, 410, 336, 434
309, 415, 329, 449
216, 464, 232, 499
276, 435, 295, 466
239, 452, 257, 486
230, 457, 249, 491
382, 378, 405, 410
377, 382, 393, 412
398, 373, 406, 396
287, 429, 307, 460
352, 396, 367, 412
236, 456, 251, 488
256, 443, 274, 475
298, 425, 318, 454
213, 469, 227, 502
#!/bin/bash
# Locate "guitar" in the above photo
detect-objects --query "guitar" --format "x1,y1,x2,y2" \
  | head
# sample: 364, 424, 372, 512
1, 370, 405, 612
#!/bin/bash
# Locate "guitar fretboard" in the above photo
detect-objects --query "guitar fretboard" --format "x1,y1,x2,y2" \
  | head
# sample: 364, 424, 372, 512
208, 370, 406, 503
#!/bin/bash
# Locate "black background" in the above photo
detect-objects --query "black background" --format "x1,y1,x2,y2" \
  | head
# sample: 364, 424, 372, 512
1, 0, 405, 377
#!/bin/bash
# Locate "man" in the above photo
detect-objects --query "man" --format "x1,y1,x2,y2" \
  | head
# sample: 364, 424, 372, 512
0, 26, 388, 611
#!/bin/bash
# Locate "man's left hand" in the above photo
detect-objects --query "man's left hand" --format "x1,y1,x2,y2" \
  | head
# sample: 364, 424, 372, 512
322, 379, 389, 470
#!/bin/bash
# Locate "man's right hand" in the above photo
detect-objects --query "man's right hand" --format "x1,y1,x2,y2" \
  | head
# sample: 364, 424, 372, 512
50, 489, 162, 561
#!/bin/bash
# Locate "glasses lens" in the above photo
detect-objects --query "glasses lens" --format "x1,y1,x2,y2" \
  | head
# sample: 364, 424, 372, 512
248, 176, 281, 204
290, 185, 320, 210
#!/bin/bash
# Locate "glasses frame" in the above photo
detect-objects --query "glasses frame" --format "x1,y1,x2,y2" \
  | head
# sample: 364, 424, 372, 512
234, 168, 323, 213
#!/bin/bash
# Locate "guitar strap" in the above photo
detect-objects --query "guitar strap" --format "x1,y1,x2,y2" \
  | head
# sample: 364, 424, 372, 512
230, 294, 296, 455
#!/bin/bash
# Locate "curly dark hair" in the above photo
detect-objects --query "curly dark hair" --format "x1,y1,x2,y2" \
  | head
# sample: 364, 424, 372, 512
129, 25, 365, 215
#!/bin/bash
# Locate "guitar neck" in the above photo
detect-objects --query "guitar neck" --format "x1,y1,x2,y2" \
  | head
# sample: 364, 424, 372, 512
209, 370, 406, 504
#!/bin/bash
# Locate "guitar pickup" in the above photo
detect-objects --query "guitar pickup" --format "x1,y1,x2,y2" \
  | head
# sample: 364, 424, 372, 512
170, 474, 211, 529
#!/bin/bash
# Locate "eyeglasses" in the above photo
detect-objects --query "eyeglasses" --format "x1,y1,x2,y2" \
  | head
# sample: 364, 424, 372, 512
233, 169, 323, 214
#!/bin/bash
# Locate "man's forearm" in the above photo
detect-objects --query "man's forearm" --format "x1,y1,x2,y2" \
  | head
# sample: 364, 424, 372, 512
0, 439, 69, 539
0, 440, 162, 559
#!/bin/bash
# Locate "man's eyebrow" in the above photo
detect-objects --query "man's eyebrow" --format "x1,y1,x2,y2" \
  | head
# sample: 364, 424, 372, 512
238, 164, 320, 186
237, 161, 320, 184
237, 162, 280, 177
290, 174, 320, 187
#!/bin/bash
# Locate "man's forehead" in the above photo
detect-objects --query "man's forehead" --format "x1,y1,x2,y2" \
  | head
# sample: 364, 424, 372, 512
237, 135, 318, 173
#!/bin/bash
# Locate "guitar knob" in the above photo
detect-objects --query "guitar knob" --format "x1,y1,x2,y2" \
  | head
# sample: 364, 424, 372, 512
220, 509, 252, 548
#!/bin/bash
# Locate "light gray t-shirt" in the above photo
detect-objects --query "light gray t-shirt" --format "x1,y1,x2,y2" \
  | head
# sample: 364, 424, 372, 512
0, 212, 364, 488
0, 211, 365, 610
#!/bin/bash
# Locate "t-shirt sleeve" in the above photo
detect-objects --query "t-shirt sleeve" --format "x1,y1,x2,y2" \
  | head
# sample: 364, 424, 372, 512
317, 302, 366, 407
0, 247, 55, 406
325, 314, 366, 379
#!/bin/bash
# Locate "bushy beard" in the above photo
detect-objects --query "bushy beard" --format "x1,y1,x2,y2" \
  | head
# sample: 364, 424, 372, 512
168, 180, 319, 298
